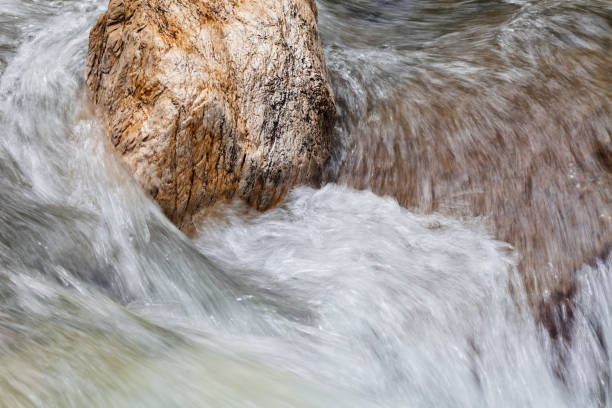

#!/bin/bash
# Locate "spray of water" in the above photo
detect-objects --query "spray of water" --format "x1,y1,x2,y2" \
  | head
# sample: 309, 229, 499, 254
0, 0, 610, 406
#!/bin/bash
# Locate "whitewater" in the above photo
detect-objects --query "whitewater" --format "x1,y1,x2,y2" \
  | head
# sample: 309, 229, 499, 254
0, 0, 611, 406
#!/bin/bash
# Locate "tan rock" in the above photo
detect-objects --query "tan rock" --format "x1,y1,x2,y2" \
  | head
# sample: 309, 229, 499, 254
86, 0, 336, 233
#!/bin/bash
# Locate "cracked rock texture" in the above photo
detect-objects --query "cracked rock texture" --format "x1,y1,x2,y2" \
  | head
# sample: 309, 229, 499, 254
86, 0, 336, 233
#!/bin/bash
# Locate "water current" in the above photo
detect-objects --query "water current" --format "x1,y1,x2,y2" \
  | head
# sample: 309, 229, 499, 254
0, 0, 611, 407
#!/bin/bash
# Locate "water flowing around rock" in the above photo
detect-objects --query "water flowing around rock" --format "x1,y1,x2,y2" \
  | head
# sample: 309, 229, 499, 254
0, 0, 610, 407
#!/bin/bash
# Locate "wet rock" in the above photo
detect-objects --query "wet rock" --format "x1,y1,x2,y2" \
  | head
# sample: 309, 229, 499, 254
86, 0, 336, 234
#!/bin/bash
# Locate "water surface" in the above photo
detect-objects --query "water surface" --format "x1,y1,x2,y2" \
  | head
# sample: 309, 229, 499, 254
0, 0, 611, 406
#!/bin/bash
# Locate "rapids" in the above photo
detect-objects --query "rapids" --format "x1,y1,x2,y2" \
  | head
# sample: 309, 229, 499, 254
0, 0, 610, 407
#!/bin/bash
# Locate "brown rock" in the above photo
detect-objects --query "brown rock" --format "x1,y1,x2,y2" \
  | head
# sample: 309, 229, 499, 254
86, 0, 336, 233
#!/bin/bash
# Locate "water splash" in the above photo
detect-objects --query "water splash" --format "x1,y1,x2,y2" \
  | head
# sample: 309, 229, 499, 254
0, 0, 610, 406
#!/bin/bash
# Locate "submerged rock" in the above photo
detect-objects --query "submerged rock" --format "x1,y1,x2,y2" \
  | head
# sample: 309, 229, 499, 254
86, 0, 336, 233
328, 39, 611, 333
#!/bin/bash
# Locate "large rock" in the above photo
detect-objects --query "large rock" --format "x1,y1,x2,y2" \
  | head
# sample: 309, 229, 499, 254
86, 0, 336, 233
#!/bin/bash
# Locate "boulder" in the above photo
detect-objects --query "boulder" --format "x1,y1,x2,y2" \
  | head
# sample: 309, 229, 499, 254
86, 0, 336, 233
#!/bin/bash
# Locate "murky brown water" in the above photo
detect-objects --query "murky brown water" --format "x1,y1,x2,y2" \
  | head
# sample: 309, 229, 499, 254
320, 0, 612, 312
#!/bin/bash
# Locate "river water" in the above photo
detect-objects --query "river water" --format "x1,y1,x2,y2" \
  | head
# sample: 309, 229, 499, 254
0, 0, 611, 407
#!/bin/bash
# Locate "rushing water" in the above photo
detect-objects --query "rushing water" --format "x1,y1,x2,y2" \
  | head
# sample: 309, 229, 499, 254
0, 0, 611, 407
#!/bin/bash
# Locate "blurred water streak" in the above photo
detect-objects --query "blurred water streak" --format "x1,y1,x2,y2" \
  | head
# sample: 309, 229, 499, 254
0, 0, 610, 407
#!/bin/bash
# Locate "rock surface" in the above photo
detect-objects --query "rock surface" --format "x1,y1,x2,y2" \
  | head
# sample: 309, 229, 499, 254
86, 0, 336, 233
